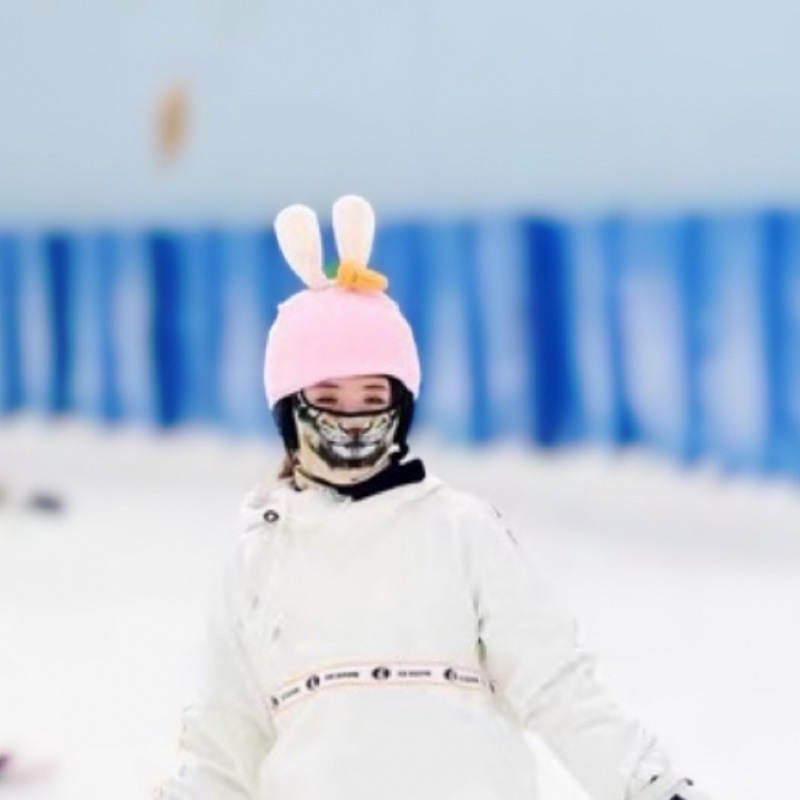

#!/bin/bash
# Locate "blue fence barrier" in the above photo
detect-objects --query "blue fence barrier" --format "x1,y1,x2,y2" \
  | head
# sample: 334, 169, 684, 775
1, 212, 798, 476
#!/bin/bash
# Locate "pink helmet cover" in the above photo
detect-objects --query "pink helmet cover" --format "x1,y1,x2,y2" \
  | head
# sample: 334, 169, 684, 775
263, 196, 421, 408
264, 286, 420, 407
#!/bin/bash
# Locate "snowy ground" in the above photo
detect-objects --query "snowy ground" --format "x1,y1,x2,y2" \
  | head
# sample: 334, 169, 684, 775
1, 416, 798, 800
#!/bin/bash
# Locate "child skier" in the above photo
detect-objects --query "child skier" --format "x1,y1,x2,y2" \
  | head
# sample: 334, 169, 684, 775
155, 196, 716, 800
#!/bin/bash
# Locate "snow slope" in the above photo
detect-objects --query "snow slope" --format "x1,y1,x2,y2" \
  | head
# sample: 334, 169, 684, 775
1, 417, 797, 799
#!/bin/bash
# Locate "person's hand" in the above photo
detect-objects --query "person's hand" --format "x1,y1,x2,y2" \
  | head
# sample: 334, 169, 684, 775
632, 773, 716, 800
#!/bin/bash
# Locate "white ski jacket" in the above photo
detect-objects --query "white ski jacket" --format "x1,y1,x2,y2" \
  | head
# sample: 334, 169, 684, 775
155, 473, 679, 800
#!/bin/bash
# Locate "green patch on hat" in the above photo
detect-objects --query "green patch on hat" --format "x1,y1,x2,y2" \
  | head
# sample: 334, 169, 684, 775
323, 262, 340, 280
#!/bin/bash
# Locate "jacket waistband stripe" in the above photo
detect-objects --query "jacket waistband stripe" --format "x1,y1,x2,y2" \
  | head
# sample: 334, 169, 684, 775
268, 661, 495, 713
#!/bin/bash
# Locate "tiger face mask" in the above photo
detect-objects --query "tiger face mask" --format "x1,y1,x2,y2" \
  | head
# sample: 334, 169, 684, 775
291, 391, 402, 487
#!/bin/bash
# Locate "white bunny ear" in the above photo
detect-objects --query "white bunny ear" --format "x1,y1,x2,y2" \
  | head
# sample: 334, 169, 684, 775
274, 204, 328, 289
332, 195, 375, 266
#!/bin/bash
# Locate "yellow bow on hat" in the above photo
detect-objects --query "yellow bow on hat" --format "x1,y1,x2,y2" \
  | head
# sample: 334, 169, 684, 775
335, 261, 389, 292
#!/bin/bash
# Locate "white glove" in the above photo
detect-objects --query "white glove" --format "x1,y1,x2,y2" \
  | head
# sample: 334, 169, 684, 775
632, 772, 716, 800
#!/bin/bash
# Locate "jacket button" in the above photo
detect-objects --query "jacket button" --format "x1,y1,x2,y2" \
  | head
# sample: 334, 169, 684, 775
263, 509, 280, 523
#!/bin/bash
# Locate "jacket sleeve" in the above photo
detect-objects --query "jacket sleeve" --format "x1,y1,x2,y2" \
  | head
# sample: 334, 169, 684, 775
466, 499, 677, 800
154, 542, 277, 800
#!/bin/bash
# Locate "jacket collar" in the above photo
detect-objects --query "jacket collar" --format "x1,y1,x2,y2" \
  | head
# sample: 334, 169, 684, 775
240, 460, 440, 536
295, 458, 426, 501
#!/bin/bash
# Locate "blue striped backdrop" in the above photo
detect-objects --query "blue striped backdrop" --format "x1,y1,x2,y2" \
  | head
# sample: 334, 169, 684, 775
2, 212, 800, 476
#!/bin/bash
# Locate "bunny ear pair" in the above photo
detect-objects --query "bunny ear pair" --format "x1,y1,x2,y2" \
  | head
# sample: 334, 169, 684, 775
274, 195, 386, 291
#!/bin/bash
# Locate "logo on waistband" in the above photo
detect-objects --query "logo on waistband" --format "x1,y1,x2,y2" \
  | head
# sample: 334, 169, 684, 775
267, 660, 493, 714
